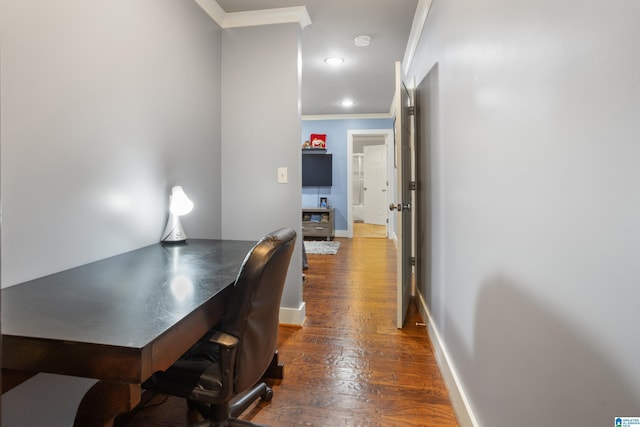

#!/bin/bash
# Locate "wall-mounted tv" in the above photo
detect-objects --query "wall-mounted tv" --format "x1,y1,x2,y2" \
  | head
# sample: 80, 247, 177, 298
302, 153, 332, 187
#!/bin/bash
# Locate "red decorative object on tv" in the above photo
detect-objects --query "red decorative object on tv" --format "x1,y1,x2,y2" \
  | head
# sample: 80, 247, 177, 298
310, 133, 326, 149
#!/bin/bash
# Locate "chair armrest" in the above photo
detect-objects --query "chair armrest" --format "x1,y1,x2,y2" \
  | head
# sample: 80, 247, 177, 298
208, 330, 239, 350
206, 330, 239, 402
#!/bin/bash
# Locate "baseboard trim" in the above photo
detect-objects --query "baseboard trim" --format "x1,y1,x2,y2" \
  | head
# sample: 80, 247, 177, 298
279, 302, 306, 326
334, 230, 348, 238
415, 291, 479, 427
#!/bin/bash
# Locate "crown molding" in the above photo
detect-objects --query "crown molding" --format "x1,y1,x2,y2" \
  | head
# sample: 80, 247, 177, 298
194, 0, 226, 25
302, 113, 393, 121
402, 0, 433, 74
195, 0, 311, 29
225, 6, 311, 29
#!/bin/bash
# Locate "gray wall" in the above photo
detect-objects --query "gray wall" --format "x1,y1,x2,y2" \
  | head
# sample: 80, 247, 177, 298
221, 24, 303, 310
409, 0, 640, 425
0, 0, 223, 287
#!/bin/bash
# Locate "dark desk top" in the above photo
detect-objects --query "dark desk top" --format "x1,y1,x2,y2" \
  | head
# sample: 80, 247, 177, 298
2, 239, 256, 382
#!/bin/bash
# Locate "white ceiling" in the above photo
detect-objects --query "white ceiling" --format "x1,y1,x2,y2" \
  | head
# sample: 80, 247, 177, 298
212, 0, 419, 116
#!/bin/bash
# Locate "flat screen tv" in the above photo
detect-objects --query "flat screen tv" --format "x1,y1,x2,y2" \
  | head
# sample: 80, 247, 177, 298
302, 153, 332, 187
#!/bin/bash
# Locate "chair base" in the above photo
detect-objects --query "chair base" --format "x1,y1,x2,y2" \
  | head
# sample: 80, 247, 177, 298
230, 382, 273, 417
188, 381, 273, 426
193, 418, 271, 427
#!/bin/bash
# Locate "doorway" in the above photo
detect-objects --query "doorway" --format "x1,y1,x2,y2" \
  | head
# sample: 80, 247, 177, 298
347, 129, 395, 239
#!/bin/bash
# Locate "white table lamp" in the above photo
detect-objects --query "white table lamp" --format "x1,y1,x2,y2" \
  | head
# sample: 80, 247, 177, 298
161, 186, 194, 243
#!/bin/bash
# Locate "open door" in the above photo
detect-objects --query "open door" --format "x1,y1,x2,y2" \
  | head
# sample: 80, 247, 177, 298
390, 62, 414, 328
363, 145, 388, 226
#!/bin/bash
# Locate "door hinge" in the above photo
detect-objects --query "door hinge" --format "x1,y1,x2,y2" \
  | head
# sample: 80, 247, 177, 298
407, 106, 416, 115
410, 257, 416, 266
409, 181, 416, 191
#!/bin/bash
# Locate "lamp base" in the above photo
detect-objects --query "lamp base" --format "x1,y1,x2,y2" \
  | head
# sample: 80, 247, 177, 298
161, 214, 188, 243
161, 239, 187, 245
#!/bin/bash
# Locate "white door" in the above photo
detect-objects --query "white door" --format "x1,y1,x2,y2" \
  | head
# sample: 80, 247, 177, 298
363, 145, 388, 226
390, 62, 414, 328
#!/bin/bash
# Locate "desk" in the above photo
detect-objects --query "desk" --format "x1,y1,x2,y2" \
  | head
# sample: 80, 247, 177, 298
1, 238, 257, 426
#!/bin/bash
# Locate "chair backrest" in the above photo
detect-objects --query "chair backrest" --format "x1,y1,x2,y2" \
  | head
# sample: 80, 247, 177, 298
217, 228, 296, 392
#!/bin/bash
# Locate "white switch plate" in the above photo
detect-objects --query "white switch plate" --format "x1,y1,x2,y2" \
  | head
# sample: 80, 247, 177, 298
277, 167, 288, 183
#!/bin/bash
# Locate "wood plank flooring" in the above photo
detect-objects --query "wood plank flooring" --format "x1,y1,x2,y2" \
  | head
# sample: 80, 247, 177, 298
117, 236, 459, 427
353, 222, 387, 238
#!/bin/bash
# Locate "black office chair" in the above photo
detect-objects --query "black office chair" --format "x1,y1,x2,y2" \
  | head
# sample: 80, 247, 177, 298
143, 228, 297, 427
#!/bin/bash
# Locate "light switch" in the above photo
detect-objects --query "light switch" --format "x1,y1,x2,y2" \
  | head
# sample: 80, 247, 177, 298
277, 167, 288, 183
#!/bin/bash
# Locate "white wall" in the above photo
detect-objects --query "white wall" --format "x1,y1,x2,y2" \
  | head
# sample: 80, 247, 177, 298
409, 0, 640, 425
0, 0, 223, 287
220, 24, 304, 316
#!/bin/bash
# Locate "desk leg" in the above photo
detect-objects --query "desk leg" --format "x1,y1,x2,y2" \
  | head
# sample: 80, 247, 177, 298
73, 381, 141, 427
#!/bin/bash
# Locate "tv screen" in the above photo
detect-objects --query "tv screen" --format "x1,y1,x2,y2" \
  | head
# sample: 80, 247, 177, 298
302, 153, 333, 187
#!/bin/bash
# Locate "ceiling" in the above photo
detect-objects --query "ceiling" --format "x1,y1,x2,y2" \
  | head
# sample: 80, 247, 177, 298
214, 0, 419, 116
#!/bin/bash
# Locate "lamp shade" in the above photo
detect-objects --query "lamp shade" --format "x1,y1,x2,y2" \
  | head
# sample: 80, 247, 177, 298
161, 186, 193, 243
169, 186, 193, 216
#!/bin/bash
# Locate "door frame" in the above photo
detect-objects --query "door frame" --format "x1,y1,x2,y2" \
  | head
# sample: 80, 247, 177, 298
346, 129, 395, 238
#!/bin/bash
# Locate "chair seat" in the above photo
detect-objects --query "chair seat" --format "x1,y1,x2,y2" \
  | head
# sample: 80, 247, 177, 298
144, 340, 225, 402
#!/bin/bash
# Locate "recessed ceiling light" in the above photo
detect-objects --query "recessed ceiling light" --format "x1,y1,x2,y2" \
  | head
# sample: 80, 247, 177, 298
354, 35, 371, 47
324, 57, 344, 66
341, 99, 355, 107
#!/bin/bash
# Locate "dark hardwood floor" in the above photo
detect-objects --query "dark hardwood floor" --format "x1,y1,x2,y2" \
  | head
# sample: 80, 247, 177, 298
117, 235, 459, 426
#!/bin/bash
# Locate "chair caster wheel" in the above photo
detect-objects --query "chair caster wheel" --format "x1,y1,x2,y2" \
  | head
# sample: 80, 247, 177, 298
262, 386, 273, 402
